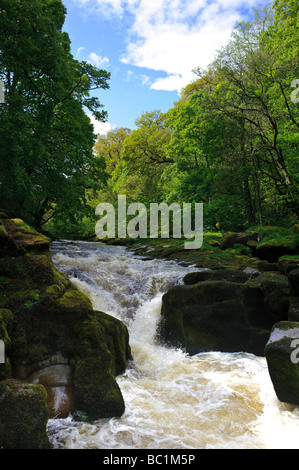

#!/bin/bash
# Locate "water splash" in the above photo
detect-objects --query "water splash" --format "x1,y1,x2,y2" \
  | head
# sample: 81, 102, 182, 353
48, 240, 299, 449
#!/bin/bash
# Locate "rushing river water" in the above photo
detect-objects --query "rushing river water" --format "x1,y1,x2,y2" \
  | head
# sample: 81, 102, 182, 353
47, 240, 299, 449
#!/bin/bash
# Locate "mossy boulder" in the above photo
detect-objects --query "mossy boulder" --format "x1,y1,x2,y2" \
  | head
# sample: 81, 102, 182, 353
160, 266, 293, 356
254, 226, 299, 263
288, 268, 299, 297
218, 226, 299, 264
183, 268, 259, 286
245, 271, 290, 323
220, 231, 258, 250
265, 322, 299, 405
277, 256, 299, 275
0, 214, 131, 429
183, 270, 213, 285
0, 379, 50, 449
288, 298, 299, 322
291, 223, 299, 233
74, 358, 125, 420
160, 280, 273, 356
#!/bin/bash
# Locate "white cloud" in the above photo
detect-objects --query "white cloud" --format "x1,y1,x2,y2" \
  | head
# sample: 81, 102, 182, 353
88, 52, 110, 68
71, 0, 125, 17
76, 46, 85, 57
150, 74, 186, 92
87, 113, 116, 135
126, 70, 151, 86
72, 0, 271, 92
119, 0, 242, 91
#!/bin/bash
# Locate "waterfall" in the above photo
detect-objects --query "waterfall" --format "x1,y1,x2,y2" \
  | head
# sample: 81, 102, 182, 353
47, 240, 299, 449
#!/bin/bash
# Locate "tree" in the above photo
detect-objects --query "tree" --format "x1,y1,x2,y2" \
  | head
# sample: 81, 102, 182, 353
94, 127, 132, 174
0, 0, 110, 229
159, 1, 298, 228
111, 111, 172, 203
211, 4, 299, 217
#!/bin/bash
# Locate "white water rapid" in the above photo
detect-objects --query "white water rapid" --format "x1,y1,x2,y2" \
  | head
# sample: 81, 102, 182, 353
47, 240, 299, 449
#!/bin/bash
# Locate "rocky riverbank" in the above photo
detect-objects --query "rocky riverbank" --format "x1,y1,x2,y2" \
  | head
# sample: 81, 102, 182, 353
0, 213, 131, 449
103, 225, 299, 407
1, 217, 299, 448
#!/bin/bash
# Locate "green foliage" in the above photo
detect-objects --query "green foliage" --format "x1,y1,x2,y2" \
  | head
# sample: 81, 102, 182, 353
96, 0, 298, 236
0, 0, 110, 231
2, 0, 297, 238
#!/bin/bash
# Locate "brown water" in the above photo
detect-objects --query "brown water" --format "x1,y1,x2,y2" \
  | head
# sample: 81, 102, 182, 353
47, 240, 299, 449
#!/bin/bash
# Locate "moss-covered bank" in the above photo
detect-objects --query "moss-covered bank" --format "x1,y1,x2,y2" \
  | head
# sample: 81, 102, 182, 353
0, 213, 131, 448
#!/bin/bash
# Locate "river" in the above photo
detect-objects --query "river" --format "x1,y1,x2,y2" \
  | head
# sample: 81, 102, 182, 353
47, 240, 299, 449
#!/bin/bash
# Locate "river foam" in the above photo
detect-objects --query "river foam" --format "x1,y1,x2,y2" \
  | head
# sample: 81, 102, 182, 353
47, 240, 299, 449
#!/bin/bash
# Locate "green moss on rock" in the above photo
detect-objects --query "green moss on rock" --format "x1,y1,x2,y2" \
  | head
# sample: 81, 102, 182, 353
74, 358, 125, 420
0, 379, 51, 449
0, 213, 131, 424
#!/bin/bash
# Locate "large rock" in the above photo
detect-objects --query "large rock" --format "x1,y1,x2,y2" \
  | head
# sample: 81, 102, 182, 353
0, 215, 131, 429
160, 268, 291, 356
220, 231, 258, 250
245, 271, 290, 323
254, 227, 299, 263
183, 268, 258, 286
160, 279, 274, 356
0, 379, 50, 449
265, 322, 299, 405
288, 268, 299, 297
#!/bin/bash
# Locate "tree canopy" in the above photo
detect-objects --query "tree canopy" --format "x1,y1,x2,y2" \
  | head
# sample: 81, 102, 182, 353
0, 0, 110, 229
91, 0, 298, 236
1, 0, 297, 239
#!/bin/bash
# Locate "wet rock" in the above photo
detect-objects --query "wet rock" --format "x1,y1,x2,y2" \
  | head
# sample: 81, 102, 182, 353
288, 298, 299, 322
208, 268, 257, 283
288, 268, 299, 297
27, 362, 74, 418
74, 358, 125, 420
160, 267, 293, 356
252, 259, 278, 272
265, 322, 299, 405
160, 280, 272, 356
183, 270, 213, 285
0, 379, 50, 449
183, 268, 259, 286
220, 231, 259, 250
0, 214, 131, 424
245, 272, 290, 323
277, 257, 299, 275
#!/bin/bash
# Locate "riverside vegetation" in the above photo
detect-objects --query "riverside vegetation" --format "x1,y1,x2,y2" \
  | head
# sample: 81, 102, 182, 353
1, 212, 299, 448
0, 214, 131, 448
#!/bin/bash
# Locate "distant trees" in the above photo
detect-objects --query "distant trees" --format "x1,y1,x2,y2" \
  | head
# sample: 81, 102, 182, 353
0, 0, 110, 229
94, 111, 171, 204
1, 0, 296, 238
93, 0, 298, 233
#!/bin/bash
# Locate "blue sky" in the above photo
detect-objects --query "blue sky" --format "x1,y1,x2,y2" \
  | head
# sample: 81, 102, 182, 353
62, 0, 272, 134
